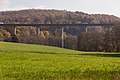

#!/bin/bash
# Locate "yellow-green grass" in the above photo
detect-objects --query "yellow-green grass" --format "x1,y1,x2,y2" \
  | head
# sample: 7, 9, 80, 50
0, 42, 120, 80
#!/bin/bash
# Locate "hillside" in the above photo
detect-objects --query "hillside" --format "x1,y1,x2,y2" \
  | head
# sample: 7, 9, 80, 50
0, 42, 120, 80
0, 9, 120, 24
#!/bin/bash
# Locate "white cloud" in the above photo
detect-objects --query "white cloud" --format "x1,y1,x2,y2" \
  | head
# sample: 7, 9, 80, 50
0, 5, 46, 11
0, 0, 10, 6
0, 0, 11, 10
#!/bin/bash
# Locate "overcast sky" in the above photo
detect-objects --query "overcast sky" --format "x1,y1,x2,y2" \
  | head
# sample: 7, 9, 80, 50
0, 0, 120, 17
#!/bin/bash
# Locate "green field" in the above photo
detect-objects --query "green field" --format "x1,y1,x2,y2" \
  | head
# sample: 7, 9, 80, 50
0, 42, 120, 80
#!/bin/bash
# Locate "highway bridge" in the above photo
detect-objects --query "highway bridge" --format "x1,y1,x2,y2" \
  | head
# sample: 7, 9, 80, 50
0, 23, 119, 47
0, 23, 116, 35
0, 23, 117, 27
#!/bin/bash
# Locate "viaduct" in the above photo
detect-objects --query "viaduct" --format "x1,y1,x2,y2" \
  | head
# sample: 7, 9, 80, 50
0, 23, 118, 47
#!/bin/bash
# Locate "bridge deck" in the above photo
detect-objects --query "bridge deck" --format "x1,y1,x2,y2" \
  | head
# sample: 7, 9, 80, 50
0, 24, 118, 27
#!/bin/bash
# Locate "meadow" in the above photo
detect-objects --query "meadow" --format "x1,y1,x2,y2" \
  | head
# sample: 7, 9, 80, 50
0, 42, 120, 80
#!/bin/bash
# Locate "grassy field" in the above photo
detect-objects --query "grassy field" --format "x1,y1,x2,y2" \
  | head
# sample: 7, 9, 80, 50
0, 42, 120, 80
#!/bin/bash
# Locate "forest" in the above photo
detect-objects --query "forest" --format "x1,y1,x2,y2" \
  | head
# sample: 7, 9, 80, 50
0, 9, 120, 52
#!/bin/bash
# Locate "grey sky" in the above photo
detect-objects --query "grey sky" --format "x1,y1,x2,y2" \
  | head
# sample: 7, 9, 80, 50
0, 0, 120, 17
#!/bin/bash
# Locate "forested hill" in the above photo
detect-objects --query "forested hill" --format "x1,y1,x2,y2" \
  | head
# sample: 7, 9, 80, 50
0, 9, 120, 24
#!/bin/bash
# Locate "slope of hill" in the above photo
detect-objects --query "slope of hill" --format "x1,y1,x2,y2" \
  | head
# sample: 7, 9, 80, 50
0, 42, 120, 80
0, 9, 120, 24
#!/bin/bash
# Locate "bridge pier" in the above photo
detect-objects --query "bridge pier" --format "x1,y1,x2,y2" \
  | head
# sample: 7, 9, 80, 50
10, 26, 18, 42
36, 26, 41, 35
86, 27, 88, 32
110, 27, 112, 31
61, 27, 64, 48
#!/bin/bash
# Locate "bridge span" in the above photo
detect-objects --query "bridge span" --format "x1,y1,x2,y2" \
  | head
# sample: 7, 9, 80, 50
0, 23, 116, 27
0, 23, 119, 47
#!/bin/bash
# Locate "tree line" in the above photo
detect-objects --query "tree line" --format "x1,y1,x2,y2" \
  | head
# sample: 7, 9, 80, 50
0, 25, 119, 52
78, 25, 120, 52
